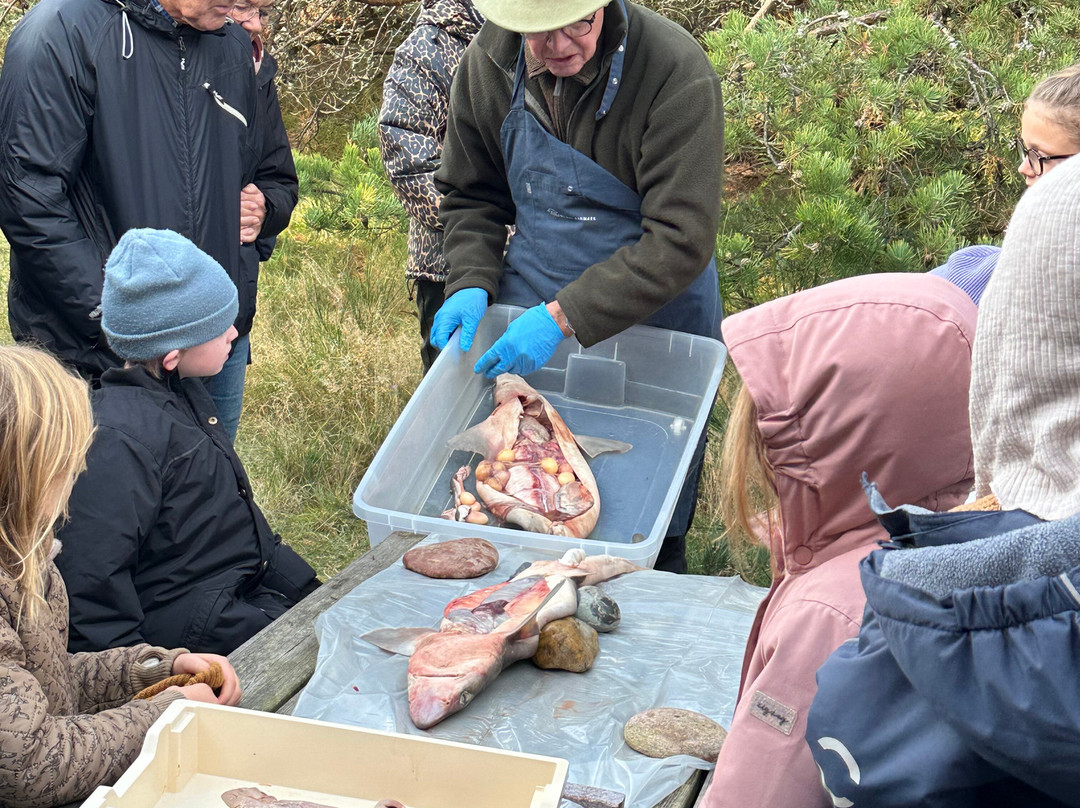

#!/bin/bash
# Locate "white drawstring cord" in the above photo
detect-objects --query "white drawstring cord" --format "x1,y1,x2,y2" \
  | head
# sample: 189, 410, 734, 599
203, 83, 248, 127
121, 9, 134, 59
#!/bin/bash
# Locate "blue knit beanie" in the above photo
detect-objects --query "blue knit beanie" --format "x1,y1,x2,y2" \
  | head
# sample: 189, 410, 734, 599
101, 229, 239, 361
928, 244, 1000, 307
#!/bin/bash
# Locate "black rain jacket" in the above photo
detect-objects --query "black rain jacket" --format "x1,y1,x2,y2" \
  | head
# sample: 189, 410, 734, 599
0, 0, 275, 376
56, 366, 320, 655
239, 48, 298, 335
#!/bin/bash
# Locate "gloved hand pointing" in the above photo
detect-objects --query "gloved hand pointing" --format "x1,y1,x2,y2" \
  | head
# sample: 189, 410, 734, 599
474, 303, 567, 378
431, 288, 489, 352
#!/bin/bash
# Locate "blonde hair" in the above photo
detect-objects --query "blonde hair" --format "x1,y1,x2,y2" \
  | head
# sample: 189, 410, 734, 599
1028, 63, 1080, 136
718, 380, 779, 550
0, 346, 94, 626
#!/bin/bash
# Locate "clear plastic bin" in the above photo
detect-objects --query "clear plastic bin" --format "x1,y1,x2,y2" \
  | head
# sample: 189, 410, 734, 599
83, 702, 568, 808
352, 305, 727, 567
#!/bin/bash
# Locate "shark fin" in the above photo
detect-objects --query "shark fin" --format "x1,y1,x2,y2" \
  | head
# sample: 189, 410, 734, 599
361, 626, 436, 656
446, 422, 494, 456
574, 434, 633, 458
506, 577, 567, 642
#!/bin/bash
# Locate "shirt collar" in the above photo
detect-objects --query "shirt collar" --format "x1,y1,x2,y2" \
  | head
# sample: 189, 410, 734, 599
149, 0, 177, 25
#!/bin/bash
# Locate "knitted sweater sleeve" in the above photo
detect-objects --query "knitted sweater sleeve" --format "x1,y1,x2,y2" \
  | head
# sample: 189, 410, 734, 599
69, 643, 187, 713
0, 623, 178, 807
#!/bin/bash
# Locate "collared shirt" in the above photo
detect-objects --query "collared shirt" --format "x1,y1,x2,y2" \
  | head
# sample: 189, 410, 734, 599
149, 0, 176, 25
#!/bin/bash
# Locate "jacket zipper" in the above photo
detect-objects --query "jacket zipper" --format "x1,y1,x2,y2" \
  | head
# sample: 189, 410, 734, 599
203, 82, 249, 127
177, 34, 196, 242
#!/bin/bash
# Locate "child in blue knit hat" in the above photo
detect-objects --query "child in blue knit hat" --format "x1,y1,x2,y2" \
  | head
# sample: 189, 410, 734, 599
56, 228, 320, 656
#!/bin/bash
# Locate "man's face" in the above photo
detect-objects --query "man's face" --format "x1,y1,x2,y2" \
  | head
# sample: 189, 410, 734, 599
524, 7, 604, 79
159, 0, 235, 31
228, 0, 272, 40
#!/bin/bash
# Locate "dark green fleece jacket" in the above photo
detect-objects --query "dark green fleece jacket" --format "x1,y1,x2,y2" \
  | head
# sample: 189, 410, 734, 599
435, 0, 724, 347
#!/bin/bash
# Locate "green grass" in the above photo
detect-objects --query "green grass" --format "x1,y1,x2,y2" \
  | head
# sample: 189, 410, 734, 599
0, 221, 770, 586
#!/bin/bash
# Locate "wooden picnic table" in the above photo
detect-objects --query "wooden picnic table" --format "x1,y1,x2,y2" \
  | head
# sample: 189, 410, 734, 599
228, 530, 708, 808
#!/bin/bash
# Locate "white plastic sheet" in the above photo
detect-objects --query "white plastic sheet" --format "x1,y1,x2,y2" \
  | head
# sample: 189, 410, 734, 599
293, 539, 767, 807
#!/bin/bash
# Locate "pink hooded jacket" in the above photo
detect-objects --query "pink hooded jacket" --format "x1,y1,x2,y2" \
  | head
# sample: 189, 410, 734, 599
700, 273, 976, 808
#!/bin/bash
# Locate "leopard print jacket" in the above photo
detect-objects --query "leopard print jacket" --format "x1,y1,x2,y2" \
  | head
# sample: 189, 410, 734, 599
0, 562, 185, 807
378, 0, 484, 282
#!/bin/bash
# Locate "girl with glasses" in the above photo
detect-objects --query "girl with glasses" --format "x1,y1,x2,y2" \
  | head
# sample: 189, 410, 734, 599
932, 63, 1080, 306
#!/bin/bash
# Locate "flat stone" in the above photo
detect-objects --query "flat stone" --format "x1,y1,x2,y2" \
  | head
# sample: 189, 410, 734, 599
402, 538, 499, 579
623, 708, 727, 762
533, 617, 599, 672
575, 585, 621, 632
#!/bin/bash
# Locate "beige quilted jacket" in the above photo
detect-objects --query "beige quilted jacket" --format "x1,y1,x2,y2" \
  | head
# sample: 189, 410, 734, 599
0, 561, 185, 807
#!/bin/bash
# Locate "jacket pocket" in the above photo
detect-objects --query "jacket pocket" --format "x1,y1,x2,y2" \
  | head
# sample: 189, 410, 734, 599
180, 583, 273, 655
259, 539, 320, 604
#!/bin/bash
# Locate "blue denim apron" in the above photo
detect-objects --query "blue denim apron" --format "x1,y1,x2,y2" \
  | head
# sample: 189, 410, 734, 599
497, 10, 721, 340
497, 18, 721, 554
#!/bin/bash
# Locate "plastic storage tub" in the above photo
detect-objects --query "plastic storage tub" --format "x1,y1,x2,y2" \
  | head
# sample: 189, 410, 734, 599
83, 702, 568, 808
353, 305, 727, 567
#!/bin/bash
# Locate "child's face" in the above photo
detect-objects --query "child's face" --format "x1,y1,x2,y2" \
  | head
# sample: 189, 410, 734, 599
176, 326, 238, 378
1018, 101, 1080, 186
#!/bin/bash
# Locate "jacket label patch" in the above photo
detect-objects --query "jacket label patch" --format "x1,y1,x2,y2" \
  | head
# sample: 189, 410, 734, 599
749, 690, 797, 735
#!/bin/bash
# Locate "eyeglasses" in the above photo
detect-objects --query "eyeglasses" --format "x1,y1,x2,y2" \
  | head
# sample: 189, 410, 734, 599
523, 13, 597, 41
229, 3, 271, 22
1017, 139, 1075, 176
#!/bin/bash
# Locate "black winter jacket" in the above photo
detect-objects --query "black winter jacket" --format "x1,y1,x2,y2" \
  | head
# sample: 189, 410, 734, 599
0, 0, 278, 376
239, 49, 298, 335
56, 366, 319, 655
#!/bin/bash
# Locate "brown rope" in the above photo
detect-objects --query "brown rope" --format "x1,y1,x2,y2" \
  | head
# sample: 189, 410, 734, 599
133, 662, 224, 700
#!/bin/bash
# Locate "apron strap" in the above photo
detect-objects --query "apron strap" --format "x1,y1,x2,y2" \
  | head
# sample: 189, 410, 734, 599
596, 0, 629, 120
510, 43, 528, 111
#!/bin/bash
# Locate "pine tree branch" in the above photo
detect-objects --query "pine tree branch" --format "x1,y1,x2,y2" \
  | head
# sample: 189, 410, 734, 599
744, 0, 779, 33
759, 105, 786, 173
761, 222, 803, 260
928, 14, 1013, 144
803, 10, 891, 38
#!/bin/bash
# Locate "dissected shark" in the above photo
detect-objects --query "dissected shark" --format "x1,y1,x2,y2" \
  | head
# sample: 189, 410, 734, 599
445, 374, 631, 538
363, 550, 642, 729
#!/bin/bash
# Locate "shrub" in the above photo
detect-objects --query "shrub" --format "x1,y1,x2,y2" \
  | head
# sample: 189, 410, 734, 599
708, 0, 1080, 310
292, 116, 407, 236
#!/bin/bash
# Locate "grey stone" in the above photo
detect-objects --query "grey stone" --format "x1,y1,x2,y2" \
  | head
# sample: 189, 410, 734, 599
623, 708, 727, 762
575, 585, 621, 632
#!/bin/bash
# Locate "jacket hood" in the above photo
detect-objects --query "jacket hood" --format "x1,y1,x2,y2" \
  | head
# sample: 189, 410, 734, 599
419, 0, 484, 39
722, 273, 977, 576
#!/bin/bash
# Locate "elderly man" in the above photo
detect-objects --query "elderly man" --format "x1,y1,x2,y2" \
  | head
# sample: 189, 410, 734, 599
0, 0, 282, 435
431, 0, 724, 571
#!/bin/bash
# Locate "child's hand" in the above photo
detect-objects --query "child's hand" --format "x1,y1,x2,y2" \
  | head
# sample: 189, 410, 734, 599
169, 683, 220, 703
172, 652, 242, 705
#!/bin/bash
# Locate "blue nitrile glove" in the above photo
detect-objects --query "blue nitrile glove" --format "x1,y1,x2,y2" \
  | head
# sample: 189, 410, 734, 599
431, 288, 488, 351
474, 303, 566, 378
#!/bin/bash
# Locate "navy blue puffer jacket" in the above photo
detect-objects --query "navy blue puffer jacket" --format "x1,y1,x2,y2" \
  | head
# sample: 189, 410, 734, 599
808, 481, 1080, 807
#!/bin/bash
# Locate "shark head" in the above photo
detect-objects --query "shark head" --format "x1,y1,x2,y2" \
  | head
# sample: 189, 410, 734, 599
406, 632, 509, 728
407, 667, 490, 729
